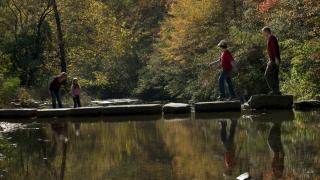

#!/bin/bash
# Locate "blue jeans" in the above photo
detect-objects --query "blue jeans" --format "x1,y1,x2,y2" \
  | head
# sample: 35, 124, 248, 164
219, 70, 236, 98
73, 96, 81, 108
51, 90, 63, 108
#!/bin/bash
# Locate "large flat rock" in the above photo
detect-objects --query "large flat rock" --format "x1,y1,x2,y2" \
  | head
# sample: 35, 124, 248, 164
0, 109, 37, 118
91, 99, 140, 106
162, 103, 190, 114
194, 101, 241, 112
37, 108, 71, 118
294, 100, 320, 110
248, 95, 293, 110
102, 104, 162, 115
69, 107, 103, 117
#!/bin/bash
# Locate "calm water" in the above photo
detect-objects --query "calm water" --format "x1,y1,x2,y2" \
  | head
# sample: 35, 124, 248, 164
0, 111, 320, 180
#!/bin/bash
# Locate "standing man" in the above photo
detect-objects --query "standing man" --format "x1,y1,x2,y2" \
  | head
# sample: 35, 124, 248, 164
49, 72, 67, 108
262, 27, 281, 95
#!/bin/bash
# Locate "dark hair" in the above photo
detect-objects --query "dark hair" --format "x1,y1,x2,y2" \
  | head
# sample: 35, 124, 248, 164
262, 26, 272, 33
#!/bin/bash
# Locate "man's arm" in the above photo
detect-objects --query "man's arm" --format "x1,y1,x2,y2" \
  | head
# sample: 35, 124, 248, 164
209, 59, 220, 66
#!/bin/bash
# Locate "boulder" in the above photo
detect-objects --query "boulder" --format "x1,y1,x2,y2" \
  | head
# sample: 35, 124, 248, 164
294, 100, 320, 110
37, 108, 71, 118
248, 95, 293, 110
162, 103, 190, 114
194, 101, 241, 112
0, 109, 37, 118
102, 104, 162, 115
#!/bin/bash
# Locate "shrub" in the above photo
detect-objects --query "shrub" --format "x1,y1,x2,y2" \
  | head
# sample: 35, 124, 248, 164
0, 77, 21, 106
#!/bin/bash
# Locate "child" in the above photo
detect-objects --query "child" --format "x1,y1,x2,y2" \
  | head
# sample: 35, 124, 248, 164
71, 78, 81, 108
217, 40, 237, 101
49, 72, 67, 108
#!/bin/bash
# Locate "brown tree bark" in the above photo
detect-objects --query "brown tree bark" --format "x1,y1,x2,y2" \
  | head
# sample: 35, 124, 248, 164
51, 0, 67, 73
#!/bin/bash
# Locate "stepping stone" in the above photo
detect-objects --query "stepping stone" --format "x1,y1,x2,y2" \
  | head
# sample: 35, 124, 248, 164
248, 95, 293, 110
162, 103, 190, 114
91, 99, 140, 106
294, 100, 320, 110
102, 104, 162, 115
69, 107, 103, 117
195, 101, 241, 112
37, 108, 71, 118
0, 109, 37, 118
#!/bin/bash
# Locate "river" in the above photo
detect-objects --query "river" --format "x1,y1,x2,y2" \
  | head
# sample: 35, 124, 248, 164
0, 110, 319, 179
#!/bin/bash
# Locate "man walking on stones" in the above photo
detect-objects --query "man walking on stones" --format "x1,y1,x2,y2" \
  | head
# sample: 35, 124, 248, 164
262, 27, 281, 95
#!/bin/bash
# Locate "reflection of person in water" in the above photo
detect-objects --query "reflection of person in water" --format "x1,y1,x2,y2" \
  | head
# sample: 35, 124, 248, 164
268, 122, 285, 179
220, 119, 237, 172
51, 123, 69, 180
74, 123, 81, 137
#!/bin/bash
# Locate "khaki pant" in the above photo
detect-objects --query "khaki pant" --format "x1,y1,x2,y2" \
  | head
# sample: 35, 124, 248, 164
265, 61, 280, 93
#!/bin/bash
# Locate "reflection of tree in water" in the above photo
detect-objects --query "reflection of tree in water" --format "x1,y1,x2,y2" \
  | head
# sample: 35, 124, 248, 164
267, 122, 284, 179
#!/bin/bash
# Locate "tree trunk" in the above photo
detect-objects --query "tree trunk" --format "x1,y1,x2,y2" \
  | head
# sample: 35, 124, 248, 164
233, 0, 237, 17
52, 0, 67, 73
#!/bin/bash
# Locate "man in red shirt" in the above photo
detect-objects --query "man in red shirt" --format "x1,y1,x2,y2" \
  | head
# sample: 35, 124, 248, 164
215, 40, 236, 101
49, 72, 67, 108
262, 27, 281, 95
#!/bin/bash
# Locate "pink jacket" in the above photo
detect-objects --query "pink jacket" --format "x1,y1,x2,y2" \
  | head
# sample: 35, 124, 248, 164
71, 85, 80, 97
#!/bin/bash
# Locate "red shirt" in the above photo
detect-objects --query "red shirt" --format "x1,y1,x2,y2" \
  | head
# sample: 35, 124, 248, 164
49, 77, 62, 91
220, 49, 234, 72
268, 35, 281, 62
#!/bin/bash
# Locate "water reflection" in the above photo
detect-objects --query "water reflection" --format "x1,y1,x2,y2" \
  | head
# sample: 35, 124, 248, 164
51, 123, 69, 180
268, 122, 284, 179
0, 111, 320, 179
74, 123, 81, 137
220, 118, 237, 177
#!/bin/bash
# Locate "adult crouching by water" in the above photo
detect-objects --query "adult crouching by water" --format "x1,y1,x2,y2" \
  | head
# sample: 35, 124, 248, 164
213, 40, 237, 101
49, 72, 67, 108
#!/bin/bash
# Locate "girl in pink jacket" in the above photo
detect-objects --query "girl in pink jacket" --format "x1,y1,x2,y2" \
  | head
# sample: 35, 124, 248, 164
71, 78, 81, 108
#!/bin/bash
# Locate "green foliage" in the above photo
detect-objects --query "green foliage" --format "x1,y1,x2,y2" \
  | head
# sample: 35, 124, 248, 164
0, 77, 20, 105
0, 0, 319, 103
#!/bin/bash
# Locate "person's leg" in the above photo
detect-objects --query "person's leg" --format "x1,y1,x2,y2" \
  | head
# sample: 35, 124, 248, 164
225, 73, 236, 98
265, 62, 273, 93
51, 91, 57, 108
76, 96, 81, 107
219, 71, 226, 99
73, 97, 77, 108
274, 65, 280, 94
54, 90, 63, 108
